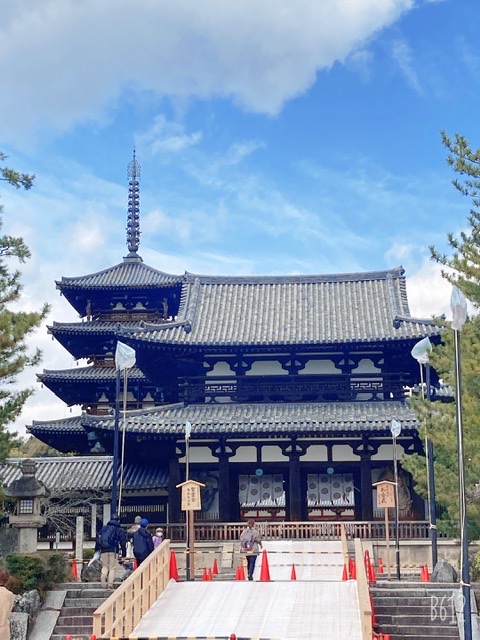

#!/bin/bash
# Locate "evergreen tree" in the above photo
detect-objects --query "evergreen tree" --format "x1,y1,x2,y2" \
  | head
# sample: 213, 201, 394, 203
403, 133, 480, 536
0, 153, 49, 459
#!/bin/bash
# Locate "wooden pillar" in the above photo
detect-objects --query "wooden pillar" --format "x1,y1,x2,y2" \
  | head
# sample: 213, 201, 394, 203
288, 454, 302, 521
168, 457, 181, 523
218, 454, 231, 521
360, 452, 373, 520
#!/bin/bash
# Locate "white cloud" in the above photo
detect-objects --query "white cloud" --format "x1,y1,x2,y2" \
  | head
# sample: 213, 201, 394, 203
139, 115, 202, 155
406, 258, 452, 319
0, 0, 415, 142
391, 38, 423, 94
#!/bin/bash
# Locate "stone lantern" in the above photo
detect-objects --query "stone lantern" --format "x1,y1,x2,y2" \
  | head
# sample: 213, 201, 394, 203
5, 459, 47, 553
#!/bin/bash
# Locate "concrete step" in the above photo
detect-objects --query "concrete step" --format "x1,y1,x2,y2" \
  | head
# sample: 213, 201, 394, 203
51, 636, 93, 640
378, 624, 459, 637
56, 613, 96, 626
53, 624, 94, 635
64, 596, 108, 608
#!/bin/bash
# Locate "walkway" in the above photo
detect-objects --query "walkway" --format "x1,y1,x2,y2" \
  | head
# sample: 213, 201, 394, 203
131, 541, 363, 639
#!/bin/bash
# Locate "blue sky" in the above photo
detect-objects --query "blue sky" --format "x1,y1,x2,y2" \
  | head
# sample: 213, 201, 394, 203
0, 0, 478, 435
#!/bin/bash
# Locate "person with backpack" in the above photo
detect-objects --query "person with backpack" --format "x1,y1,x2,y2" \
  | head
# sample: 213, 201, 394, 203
132, 518, 154, 565
95, 515, 127, 588
240, 519, 263, 580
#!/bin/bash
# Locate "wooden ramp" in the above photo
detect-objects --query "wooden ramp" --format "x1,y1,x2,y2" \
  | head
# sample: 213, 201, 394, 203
130, 541, 362, 640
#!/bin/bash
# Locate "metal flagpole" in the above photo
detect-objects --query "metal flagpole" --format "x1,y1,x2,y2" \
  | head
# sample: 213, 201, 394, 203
111, 368, 121, 516
185, 421, 192, 580
390, 419, 402, 581
111, 341, 136, 519
451, 286, 471, 640
411, 337, 438, 569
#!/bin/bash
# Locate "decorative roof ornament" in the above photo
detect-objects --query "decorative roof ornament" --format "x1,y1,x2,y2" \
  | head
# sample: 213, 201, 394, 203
126, 150, 141, 259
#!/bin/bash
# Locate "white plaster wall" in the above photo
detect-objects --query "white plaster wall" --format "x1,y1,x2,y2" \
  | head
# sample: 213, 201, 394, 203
300, 444, 328, 462
230, 446, 258, 462
300, 360, 339, 374
371, 443, 407, 461
351, 358, 381, 373
247, 360, 285, 375
260, 445, 289, 462
179, 446, 216, 463
332, 444, 357, 462
206, 361, 234, 376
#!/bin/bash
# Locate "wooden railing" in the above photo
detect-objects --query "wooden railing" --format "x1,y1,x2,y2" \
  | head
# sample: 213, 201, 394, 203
179, 372, 410, 403
167, 520, 431, 542
354, 537, 373, 640
92, 539, 171, 639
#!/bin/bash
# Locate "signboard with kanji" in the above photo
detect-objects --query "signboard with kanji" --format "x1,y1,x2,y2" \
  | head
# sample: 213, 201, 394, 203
374, 480, 395, 509
177, 479, 205, 511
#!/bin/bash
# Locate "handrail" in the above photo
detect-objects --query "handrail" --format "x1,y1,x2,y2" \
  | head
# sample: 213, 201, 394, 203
355, 537, 373, 640
92, 539, 171, 638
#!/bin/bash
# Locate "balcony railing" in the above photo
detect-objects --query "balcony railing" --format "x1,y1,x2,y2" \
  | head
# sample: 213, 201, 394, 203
179, 373, 411, 404
166, 520, 432, 542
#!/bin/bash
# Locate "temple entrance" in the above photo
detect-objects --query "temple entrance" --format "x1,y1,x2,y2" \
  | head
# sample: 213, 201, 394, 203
306, 472, 355, 520
238, 472, 286, 521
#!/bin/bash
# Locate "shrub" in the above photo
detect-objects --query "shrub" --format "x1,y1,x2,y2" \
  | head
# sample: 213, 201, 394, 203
5, 552, 69, 595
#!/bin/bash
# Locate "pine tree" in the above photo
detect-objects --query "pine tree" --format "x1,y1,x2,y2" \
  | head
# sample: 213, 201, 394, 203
403, 133, 480, 536
0, 153, 49, 459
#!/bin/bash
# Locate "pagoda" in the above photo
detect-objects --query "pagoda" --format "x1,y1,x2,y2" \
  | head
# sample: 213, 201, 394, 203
30, 155, 440, 526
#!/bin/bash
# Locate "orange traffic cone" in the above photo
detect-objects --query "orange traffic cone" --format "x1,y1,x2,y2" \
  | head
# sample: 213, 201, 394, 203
71, 560, 78, 582
378, 558, 384, 574
208, 568, 213, 581
259, 550, 271, 582
169, 550, 179, 581
290, 564, 297, 580
342, 564, 348, 581
236, 563, 246, 580
420, 564, 430, 582
350, 560, 356, 580
213, 559, 219, 575
368, 561, 376, 583
202, 567, 208, 581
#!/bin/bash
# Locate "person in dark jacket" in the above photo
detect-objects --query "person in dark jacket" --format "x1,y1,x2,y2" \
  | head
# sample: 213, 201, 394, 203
95, 515, 127, 588
132, 518, 154, 565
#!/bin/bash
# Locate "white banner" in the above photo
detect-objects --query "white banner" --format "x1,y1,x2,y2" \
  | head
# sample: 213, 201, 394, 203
115, 341, 136, 370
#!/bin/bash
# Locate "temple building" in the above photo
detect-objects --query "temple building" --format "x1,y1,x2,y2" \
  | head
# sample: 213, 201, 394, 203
28, 155, 439, 528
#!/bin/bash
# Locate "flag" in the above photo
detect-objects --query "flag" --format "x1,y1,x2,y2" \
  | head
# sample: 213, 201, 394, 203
411, 337, 432, 364
115, 341, 136, 371
185, 421, 192, 441
451, 286, 467, 331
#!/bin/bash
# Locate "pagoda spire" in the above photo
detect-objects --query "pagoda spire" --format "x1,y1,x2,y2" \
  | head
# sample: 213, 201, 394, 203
125, 150, 142, 259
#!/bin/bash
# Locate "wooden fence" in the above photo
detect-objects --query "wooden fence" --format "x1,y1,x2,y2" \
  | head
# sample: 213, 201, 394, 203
92, 539, 171, 638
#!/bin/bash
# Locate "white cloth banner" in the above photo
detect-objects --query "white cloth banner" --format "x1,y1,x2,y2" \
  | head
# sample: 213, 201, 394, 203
115, 341, 136, 370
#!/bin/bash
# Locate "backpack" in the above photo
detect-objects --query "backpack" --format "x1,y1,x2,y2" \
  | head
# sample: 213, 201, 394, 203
98, 524, 118, 550
241, 529, 254, 551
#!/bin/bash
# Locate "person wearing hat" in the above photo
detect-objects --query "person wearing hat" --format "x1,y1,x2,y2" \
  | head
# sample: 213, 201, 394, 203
132, 518, 154, 565
152, 527, 164, 549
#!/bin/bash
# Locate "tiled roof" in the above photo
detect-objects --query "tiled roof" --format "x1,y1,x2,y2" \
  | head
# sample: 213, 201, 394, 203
48, 320, 140, 335
0, 456, 168, 492
37, 365, 146, 383
121, 267, 438, 347
84, 400, 419, 437
29, 414, 86, 436
56, 257, 183, 290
